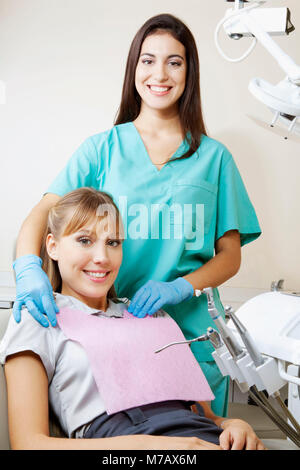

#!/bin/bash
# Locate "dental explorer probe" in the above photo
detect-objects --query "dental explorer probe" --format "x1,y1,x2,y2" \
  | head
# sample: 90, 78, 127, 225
154, 327, 227, 354
154, 333, 209, 354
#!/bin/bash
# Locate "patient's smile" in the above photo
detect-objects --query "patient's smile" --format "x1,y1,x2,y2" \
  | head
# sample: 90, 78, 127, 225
83, 270, 110, 282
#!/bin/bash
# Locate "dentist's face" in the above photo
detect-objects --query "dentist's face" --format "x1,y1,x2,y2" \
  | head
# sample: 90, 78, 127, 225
46, 216, 123, 310
135, 32, 187, 114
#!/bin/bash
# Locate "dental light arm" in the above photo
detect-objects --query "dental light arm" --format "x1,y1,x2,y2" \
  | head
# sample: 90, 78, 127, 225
215, 1, 300, 136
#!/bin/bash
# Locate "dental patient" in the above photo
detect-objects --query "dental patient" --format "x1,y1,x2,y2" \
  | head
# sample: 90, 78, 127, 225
0, 188, 265, 450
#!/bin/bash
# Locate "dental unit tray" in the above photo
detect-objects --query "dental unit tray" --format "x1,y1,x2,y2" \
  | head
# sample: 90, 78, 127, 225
156, 288, 300, 444
226, 291, 300, 366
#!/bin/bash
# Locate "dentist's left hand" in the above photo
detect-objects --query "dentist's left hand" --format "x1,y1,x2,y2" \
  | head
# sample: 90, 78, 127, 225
127, 278, 194, 318
13, 254, 59, 327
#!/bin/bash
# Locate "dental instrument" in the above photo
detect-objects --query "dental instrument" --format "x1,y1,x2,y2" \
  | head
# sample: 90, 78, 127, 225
197, 288, 249, 393
225, 305, 300, 441
213, 289, 300, 446
227, 307, 264, 368
226, 304, 300, 434
215, 0, 300, 138
155, 326, 229, 354
206, 326, 249, 395
202, 287, 245, 361
206, 327, 225, 352
205, 289, 300, 446
155, 327, 229, 354
154, 333, 209, 354
157, 287, 300, 446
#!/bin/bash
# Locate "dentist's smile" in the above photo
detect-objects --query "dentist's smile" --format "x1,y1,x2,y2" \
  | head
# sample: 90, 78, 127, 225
147, 85, 172, 96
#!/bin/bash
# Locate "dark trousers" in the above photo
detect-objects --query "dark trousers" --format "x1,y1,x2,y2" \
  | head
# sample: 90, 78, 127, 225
84, 400, 222, 445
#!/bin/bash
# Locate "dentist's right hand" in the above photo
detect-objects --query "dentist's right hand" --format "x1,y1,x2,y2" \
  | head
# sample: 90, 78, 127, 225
13, 254, 59, 327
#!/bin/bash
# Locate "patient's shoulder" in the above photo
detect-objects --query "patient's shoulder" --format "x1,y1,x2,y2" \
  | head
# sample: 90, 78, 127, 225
0, 308, 56, 378
4, 307, 52, 337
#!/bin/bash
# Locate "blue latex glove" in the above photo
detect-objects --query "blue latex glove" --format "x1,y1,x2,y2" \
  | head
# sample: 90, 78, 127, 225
13, 254, 59, 327
127, 278, 194, 318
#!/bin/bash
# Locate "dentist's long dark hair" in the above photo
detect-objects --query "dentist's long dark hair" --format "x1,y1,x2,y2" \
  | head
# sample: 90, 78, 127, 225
114, 13, 207, 163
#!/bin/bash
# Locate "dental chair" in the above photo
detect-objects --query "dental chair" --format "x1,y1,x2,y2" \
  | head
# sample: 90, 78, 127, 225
0, 308, 298, 450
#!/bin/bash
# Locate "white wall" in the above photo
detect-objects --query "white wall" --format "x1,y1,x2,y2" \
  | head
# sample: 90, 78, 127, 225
0, 0, 299, 291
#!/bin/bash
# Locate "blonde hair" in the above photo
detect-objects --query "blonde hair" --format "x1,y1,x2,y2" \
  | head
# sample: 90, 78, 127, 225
41, 187, 122, 298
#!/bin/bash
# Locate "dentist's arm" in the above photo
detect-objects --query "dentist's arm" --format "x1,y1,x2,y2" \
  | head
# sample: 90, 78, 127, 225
183, 229, 241, 292
13, 193, 61, 327
128, 230, 241, 318
16, 193, 60, 259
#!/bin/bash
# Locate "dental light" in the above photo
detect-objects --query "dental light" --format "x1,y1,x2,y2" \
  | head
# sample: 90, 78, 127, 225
215, 1, 300, 138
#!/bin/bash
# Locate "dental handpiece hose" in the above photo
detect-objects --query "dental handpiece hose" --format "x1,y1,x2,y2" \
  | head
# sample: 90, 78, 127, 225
227, 306, 300, 431
202, 287, 245, 361
248, 387, 300, 447
273, 391, 300, 434
226, 306, 300, 439
207, 326, 300, 444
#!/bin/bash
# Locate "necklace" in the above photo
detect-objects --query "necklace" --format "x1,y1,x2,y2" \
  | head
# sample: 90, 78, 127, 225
150, 143, 181, 166
133, 122, 182, 166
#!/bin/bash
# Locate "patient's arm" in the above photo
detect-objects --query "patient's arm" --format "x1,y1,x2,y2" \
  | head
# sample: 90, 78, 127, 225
199, 401, 266, 450
5, 352, 220, 450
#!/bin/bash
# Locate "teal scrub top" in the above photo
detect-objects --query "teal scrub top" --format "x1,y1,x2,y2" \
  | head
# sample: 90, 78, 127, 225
46, 122, 261, 362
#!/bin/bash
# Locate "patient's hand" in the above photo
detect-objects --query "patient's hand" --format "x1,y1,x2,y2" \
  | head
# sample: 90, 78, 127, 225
219, 419, 266, 450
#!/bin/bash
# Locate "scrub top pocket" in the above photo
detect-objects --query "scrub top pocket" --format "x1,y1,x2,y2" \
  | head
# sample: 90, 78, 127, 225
170, 179, 217, 237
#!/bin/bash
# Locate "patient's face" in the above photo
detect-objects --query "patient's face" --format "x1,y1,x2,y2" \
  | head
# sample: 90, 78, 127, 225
47, 216, 123, 310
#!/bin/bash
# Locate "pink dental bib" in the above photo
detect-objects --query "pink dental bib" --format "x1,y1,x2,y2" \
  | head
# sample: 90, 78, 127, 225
57, 307, 214, 414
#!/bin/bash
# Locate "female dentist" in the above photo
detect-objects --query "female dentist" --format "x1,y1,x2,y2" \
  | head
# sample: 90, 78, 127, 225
13, 14, 261, 417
